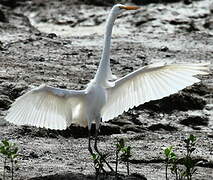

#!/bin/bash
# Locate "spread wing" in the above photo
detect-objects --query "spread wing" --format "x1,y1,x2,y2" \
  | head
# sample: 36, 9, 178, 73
5, 84, 86, 130
101, 63, 210, 122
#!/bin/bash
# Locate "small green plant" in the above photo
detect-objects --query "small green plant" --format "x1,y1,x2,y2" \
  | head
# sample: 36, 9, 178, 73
120, 145, 131, 175
115, 138, 132, 175
0, 140, 19, 180
164, 146, 177, 180
163, 134, 198, 180
115, 138, 124, 174
181, 134, 197, 180
91, 153, 108, 174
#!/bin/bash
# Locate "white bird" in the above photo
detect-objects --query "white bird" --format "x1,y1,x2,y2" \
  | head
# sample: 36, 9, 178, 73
5, 4, 209, 170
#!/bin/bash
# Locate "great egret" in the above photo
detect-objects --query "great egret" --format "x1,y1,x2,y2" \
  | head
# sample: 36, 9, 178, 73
5, 4, 209, 171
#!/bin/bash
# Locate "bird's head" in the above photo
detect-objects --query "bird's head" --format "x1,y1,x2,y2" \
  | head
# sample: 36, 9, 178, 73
111, 4, 140, 16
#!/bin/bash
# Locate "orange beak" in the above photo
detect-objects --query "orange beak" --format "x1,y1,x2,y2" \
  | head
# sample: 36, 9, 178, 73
119, 5, 141, 10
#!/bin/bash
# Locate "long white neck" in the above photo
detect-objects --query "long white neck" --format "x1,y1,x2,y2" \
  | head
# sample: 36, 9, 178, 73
94, 10, 117, 85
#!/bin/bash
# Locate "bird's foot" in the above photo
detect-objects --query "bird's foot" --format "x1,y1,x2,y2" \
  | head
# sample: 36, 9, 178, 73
94, 145, 114, 172
92, 152, 107, 174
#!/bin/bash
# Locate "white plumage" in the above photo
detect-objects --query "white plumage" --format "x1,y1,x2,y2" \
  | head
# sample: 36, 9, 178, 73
5, 5, 209, 132
6, 85, 87, 129
101, 63, 209, 122
5, 5, 210, 171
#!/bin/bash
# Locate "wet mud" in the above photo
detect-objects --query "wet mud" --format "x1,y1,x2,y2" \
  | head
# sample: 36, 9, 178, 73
0, 0, 213, 179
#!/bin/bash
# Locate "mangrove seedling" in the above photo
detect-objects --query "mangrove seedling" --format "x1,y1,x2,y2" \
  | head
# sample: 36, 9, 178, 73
164, 146, 177, 180
181, 134, 198, 180
92, 152, 108, 174
164, 134, 198, 180
0, 140, 19, 180
115, 138, 132, 175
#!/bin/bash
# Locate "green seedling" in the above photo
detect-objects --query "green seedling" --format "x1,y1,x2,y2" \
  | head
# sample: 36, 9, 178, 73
115, 138, 124, 174
164, 134, 198, 180
182, 134, 198, 180
120, 145, 131, 175
0, 140, 19, 180
115, 138, 132, 175
92, 153, 108, 174
164, 146, 177, 180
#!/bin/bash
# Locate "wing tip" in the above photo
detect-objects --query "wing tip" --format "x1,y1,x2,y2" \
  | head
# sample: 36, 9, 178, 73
5, 119, 68, 131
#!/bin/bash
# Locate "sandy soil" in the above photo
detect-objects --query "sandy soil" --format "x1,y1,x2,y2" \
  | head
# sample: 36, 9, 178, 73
0, 0, 213, 179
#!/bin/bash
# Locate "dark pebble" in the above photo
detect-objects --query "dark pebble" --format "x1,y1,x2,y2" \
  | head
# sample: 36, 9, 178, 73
47, 33, 57, 39
160, 46, 169, 52
180, 116, 209, 127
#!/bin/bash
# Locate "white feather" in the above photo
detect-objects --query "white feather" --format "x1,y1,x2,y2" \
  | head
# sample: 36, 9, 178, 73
101, 63, 209, 122
5, 84, 86, 130
4, 4, 210, 135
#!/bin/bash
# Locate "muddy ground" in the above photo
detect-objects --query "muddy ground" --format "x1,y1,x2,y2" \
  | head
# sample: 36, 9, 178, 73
0, 0, 213, 179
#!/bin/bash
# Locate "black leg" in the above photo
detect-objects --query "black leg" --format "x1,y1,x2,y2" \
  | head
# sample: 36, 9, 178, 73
94, 128, 114, 172
94, 129, 99, 153
88, 128, 106, 174
88, 130, 94, 155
